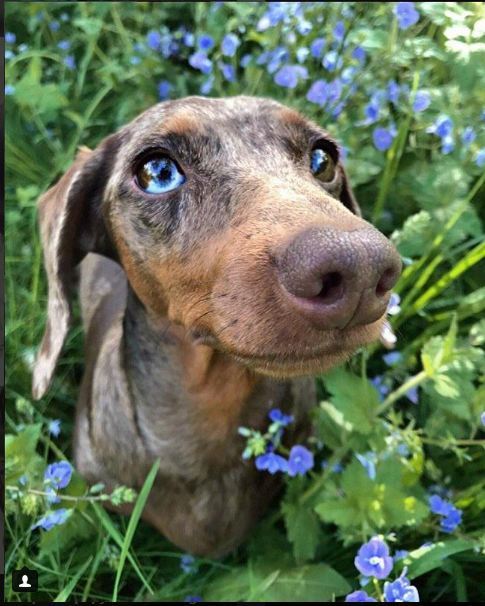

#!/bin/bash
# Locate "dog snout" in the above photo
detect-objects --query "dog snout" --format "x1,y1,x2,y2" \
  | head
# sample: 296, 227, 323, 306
274, 226, 402, 329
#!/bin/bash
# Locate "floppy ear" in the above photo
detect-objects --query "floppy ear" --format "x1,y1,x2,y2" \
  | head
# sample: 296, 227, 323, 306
339, 164, 362, 217
32, 136, 119, 400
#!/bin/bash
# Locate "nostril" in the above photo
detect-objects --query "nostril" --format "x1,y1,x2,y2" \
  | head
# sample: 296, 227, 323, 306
376, 267, 398, 297
316, 272, 344, 304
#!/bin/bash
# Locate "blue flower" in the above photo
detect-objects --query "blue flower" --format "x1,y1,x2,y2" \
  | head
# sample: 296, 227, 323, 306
287, 445, 314, 477
413, 90, 431, 112
476, 149, 485, 167
322, 50, 341, 72
354, 537, 394, 579
310, 38, 326, 58
48, 419, 61, 437
182, 31, 195, 47
31, 508, 70, 531
130, 56, 141, 65
429, 115, 454, 138
180, 554, 197, 574
364, 102, 380, 124
356, 452, 377, 480
373, 127, 395, 152
395, 549, 409, 560
327, 78, 343, 105
240, 54, 251, 68
255, 452, 288, 474
386, 80, 400, 105
146, 30, 161, 50
461, 126, 476, 147
481, 411, 485, 426
383, 351, 402, 366
198, 34, 214, 52
267, 47, 289, 74
387, 292, 401, 315
297, 19, 312, 35
269, 408, 294, 427
158, 80, 171, 100
394, 2, 420, 30
219, 62, 236, 82
6, 32, 16, 44
189, 52, 212, 74
184, 597, 202, 604
57, 40, 70, 51
274, 65, 307, 89
333, 21, 345, 42
352, 46, 366, 64
406, 385, 419, 404
44, 461, 73, 489
221, 33, 240, 57
429, 494, 451, 515
440, 507, 462, 533
5, 49, 15, 60
441, 135, 455, 154
49, 20, 60, 32
341, 66, 357, 84
307, 80, 328, 106
45, 487, 61, 505
371, 376, 391, 400
384, 569, 419, 602
5, 84, 15, 96
200, 75, 214, 95
345, 590, 377, 602
296, 47, 310, 64
64, 55, 76, 70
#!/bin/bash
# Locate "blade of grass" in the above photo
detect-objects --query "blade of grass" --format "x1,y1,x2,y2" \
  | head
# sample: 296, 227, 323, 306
53, 556, 92, 602
114, 459, 160, 600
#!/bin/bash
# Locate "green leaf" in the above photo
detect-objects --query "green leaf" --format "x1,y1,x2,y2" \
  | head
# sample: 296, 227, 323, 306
404, 539, 477, 579
283, 502, 320, 563
39, 510, 96, 556
53, 557, 93, 602
323, 368, 379, 434
5, 423, 44, 484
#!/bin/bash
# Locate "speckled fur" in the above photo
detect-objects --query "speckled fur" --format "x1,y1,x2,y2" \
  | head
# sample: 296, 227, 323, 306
33, 96, 396, 556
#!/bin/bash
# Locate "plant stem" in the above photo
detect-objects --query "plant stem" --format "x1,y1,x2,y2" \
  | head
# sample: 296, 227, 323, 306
379, 370, 428, 415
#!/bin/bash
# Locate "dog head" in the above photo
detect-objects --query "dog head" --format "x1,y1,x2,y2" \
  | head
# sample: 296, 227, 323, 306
33, 96, 401, 398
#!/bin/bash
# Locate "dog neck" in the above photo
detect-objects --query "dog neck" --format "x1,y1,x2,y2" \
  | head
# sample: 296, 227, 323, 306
121, 286, 283, 470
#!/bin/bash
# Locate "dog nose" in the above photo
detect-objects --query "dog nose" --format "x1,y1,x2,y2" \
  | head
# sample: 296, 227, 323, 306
275, 227, 402, 329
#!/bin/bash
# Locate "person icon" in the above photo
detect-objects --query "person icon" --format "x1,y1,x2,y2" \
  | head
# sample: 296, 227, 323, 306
19, 574, 31, 588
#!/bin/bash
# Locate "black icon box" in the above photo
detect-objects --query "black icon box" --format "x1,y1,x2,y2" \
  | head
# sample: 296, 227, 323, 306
12, 566, 38, 593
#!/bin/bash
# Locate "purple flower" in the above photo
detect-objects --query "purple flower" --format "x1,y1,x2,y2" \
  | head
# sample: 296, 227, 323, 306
255, 452, 288, 474
322, 50, 341, 72
333, 21, 345, 41
461, 126, 476, 147
345, 590, 377, 602
58, 40, 70, 51
5, 84, 15, 96
383, 351, 402, 366
146, 30, 161, 50
274, 65, 307, 89
6, 32, 16, 44
48, 419, 61, 437
219, 62, 235, 82
476, 149, 485, 167
269, 408, 294, 427
310, 38, 326, 58
158, 80, 171, 100
221, 33, 239, 57
373, 127, 395, 152
394, 2, 420, 30
352, 46, 367, 64
189, 52, 212, 74
64, 55, 75, 70
287, 445, 314, 477
356, 452, 377, 480
180, 554, 196, 574
31, 508, 70, 531
384, 569, 419, 602
441, 135, 455, 154
406, 385, 419, 404
354, 537, 394, 579
307, 80, 328, 106
371, 376, 391, 400
44, 461, 72, 489
413, 90, 431, 112
200, 75, 214, 95
198, 34, 214, 52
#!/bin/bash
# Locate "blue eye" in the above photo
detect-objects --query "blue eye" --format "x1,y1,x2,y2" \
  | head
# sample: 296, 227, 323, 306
310, 148, 336, 182
136, 155, 186, 194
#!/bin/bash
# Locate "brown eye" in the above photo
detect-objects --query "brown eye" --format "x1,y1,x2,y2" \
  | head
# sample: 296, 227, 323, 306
310, 148, 336, 182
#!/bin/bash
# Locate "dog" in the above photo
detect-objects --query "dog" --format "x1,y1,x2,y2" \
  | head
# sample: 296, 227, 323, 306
32, 96, 401, 557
